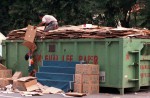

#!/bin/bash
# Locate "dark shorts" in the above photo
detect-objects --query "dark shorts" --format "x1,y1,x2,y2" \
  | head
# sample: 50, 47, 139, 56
28, 65, 34, 73
44, 21, 58, 32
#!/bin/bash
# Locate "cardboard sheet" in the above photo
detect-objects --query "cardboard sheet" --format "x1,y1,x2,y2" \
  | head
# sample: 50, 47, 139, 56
18, 76, 36, 82
24, 25, 37, 43
22, 41, 37, 52
65, 92, 86, 97
12, 72, 22, 80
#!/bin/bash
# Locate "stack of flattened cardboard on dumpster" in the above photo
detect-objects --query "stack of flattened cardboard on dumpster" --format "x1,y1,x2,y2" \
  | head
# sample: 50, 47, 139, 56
74, 64, 100, 94
7, 25, 150, 40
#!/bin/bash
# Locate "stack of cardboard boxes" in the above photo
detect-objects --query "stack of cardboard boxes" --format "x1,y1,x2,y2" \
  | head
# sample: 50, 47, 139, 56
74, 64, 100, 94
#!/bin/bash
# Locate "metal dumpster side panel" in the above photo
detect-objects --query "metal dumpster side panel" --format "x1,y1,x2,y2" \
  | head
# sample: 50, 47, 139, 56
122, 39, 141, 89
122, 39, 150, 89
2, 41, 29, 76
2, 38, 150, 90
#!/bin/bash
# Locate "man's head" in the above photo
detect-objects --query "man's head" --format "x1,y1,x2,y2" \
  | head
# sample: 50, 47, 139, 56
38, 13, 44, 19
25, 53, 29, 61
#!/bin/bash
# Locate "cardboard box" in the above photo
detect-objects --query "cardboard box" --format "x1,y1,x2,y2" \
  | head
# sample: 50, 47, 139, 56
75, 64, 83, 74
24, 25, 37, 43
12, 72, 22, 80
83, 84, 99, 94
0, 69, 12, 78
13, 80, 26, 91
74, 83, 82, 93
13, 76, 39, 91
83, 64, 99, 74
0, 64, 7, 70
25, 79, 39, 92
75, 74, 99, 84
0, 78, 13, 88
82, 74, 99, 84
76, 64, 99, 74
75, 74, 82, 84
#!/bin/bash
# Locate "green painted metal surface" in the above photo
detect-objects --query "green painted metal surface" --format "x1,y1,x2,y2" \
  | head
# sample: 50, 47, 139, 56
2, 38, 150, 94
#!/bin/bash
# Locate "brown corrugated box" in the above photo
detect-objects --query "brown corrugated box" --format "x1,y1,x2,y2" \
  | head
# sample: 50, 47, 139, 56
25, 79, 39, 91
75, 74, 82, 84
0, 78, 13, 88
13, 76, 39, 91
75, 64, 83, 74
83, 84, 99, 94
13, 80, 26, 91
82, 74, 99, 84
75, 74, 99, 84
24, 25, 37, 43
75, 64, 99, 74
0, 64, 7, 70
0, 69, 12, 78
74, 83, 82, 93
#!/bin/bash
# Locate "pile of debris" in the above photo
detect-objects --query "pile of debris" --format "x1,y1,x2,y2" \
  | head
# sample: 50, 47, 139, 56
7, 25, 150, 40
0, 64, 86, 97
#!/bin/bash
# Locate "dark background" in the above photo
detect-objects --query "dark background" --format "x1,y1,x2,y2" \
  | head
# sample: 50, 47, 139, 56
0, 0, 149, 35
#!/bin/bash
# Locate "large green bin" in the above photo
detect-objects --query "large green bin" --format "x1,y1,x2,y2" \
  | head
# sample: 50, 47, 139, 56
2, 38, 150, 94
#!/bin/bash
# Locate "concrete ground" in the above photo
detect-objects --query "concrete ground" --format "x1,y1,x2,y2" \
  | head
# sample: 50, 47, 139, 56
1, 91, 150, 98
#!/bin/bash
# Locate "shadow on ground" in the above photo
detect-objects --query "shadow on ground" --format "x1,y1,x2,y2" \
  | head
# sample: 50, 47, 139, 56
100, 87, 150, 95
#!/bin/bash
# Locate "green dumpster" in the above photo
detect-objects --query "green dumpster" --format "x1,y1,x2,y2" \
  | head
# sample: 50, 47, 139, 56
2, 38, 150, 94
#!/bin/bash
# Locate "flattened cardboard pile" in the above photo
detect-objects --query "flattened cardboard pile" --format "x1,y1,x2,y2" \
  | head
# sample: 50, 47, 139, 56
0, 73, 64, 96
0, 64, 86, 97
14, 80, 65, 96
0, 64, 64, 96
7, 25, 150, 40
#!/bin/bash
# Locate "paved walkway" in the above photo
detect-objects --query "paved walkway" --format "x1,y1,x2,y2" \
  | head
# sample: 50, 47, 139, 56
1, 91, 150, 98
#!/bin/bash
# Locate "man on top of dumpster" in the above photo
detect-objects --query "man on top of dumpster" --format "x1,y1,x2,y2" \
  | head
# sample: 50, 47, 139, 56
37, 13, 58, 32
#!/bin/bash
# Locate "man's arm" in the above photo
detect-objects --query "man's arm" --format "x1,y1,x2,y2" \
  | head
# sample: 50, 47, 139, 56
37, 22, 45, 27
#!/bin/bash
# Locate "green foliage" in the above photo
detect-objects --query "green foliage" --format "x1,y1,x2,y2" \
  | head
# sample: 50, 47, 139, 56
0, 0, 150, 35
136, 0, 150, 29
